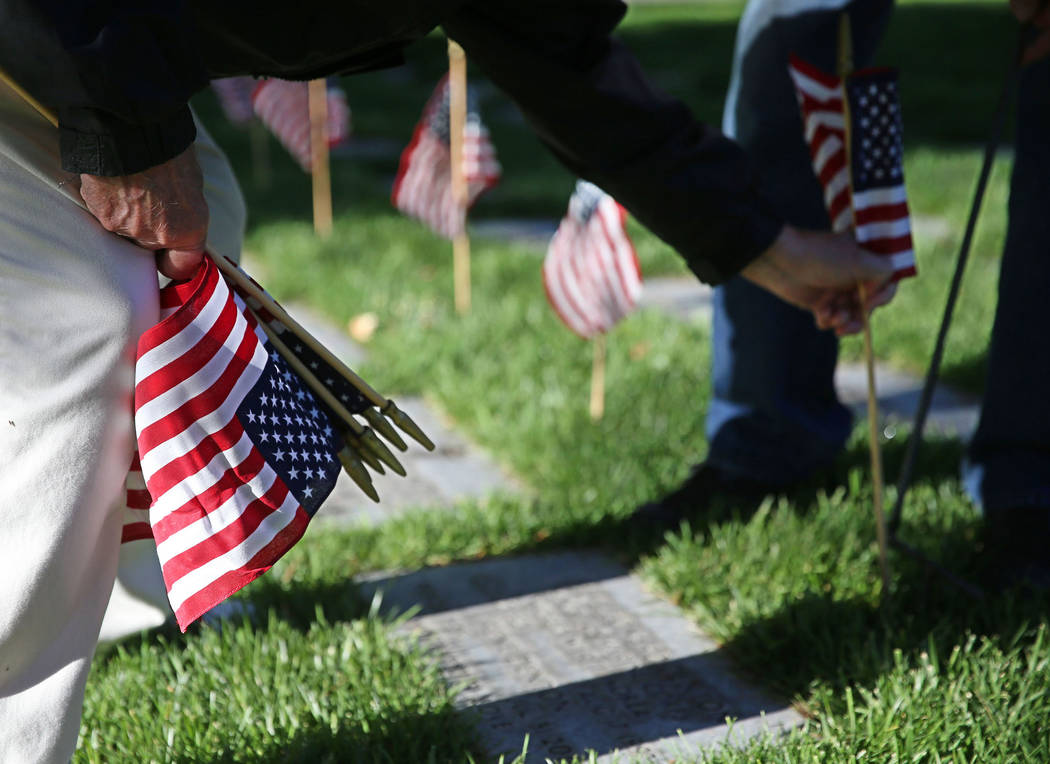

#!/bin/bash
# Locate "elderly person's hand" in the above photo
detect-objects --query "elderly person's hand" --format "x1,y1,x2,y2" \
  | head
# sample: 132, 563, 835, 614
741, 225, 897, 336
79, 146, 208, 280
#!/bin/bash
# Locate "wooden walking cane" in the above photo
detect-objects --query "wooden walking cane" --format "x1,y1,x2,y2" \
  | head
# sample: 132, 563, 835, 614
838, 14, 891, 594
448, 39, 471, 315
308, 79, 333, 239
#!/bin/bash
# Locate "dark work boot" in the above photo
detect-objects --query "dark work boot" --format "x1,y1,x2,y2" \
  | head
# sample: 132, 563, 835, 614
625, 462, 779, 534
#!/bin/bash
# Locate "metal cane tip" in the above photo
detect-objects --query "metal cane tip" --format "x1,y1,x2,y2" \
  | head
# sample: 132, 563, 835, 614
362, 429, 407, 477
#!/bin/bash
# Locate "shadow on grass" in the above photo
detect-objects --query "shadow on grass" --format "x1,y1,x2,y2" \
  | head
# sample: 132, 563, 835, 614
177, 706, 480, 764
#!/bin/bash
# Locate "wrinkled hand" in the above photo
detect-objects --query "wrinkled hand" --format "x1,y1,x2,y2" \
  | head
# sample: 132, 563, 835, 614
1012, 0, 1050, 64
741, 225, 897, 336
79, 147, 208, 280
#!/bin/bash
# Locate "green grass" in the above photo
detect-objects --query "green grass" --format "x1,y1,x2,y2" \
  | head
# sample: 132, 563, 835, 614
77, 2, 1046, 762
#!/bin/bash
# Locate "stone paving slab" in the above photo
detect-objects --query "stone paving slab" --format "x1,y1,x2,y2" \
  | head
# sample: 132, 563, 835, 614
284, 299, 521, 526
358, 551, 802, 762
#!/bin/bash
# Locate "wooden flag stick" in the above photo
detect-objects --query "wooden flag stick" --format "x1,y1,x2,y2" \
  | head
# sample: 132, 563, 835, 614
589, 333, 607, 421
839, 13, 890, 594
213, 255, 434, 450
308, 79, 333, 239
0, 66, 58, 127
448, 39, 471, 315
247, 303, 406, 479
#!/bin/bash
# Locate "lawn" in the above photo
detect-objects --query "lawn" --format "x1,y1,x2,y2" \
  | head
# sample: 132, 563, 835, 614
77, 2, 1050, 763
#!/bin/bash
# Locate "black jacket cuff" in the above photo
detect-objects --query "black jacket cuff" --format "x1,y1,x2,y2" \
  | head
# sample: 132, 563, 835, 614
59, 106, 197, 176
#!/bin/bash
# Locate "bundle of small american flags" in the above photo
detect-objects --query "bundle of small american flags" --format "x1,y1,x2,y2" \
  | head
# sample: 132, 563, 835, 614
543, 180, 642, 339
391, 75, 501, 238
250, 78, 351, 172
117, 257, 428, 630
788, 55, 917, 280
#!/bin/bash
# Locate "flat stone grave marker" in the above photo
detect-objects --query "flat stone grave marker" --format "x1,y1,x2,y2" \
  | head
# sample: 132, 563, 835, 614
358, 551, 802, 762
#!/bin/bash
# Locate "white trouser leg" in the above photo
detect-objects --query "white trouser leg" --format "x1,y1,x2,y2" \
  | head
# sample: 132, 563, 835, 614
0, 79, 245, 761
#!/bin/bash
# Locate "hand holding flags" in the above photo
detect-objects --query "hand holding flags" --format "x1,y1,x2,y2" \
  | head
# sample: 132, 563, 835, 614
788, 15, 916, 592
788, 56, 916, 280
543, 180, 642, 419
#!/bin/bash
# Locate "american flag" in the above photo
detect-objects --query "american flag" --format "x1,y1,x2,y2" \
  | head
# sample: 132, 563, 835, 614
845, 69, 916, 278
542, 180, 642, 339
391, 75, 501, 239
132, 257, 343, 630
788, 55, 916, 279
120, 452, 152, 544
251, 78, 351, 172
211, 76, 257, 127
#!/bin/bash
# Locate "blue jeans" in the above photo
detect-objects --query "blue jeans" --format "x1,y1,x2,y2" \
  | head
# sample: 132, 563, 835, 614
706, 0, 890, 485
963, 56, 1050, 521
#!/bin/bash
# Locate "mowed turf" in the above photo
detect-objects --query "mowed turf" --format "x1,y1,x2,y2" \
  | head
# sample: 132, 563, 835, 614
78, 3, 1049, 762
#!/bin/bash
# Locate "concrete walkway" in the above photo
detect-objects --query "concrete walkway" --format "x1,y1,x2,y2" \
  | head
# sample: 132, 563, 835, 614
359, 551, 802, 762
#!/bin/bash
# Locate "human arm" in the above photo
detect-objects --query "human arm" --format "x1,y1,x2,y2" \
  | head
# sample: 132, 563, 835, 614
0, 0, 207, 175
442, 0, 895, 332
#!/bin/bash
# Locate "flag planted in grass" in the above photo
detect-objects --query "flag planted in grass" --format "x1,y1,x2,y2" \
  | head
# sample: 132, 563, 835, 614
542, 180, 642, 339
211, 76, 257, 127
133, 257, 343, 630
788, 55, 916, 279
251, 78, 351, 171
391, 75, 501, 238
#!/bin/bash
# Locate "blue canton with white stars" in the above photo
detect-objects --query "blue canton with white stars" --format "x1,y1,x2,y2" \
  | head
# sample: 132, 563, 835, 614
426, 81, 482, 145
281, 333, 371, 415
847, 70, 905, 193
238, 346, 343, 516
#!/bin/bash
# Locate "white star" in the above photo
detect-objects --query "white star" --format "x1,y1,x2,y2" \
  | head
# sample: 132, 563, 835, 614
312, 450, 322, 461
274, 449, 285, 461
259, 431, 271, 443
246, 410, 257, 423
310, 408, 320, 420
288, 466, 299, 480
323, 426, 333, 437
296, 390, 306, 401
284, 415, 293, 426
310, 433, 319, 445
290, 449, 300, 462
304, 467, 315, 480
310, 361, 319, 370
295, 416, 304, 427
303, 486, 314, 499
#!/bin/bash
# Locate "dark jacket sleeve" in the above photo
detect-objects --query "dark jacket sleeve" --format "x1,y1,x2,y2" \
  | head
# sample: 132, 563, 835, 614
0, 0, 207, 175
442, 0, 783, 284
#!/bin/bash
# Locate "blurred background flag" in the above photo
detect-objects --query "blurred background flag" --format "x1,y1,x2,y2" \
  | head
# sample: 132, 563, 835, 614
132, 258, 344, 631
789, 55, 916, 280
391, 74, 501, 239
211, 76, 257, 127
251, 78, 351, 172
542, 180, 642, 339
